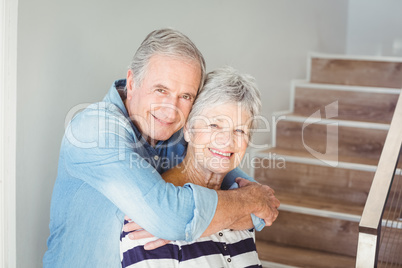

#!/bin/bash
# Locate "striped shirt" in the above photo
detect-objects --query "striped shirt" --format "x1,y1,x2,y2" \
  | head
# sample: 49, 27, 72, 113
120, 225, 262, 268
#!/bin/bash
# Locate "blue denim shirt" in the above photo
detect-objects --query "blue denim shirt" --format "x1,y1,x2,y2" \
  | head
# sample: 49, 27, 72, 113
43, 80, 261, 267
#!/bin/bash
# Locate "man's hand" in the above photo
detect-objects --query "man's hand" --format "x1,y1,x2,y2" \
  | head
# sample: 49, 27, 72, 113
123, 216, 171, 250
202, 177, 280, 236
236, 177, 280, 226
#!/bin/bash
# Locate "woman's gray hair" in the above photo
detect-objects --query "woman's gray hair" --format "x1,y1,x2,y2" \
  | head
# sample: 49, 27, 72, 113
188, 66, 262, 135
128, 28, 206, 91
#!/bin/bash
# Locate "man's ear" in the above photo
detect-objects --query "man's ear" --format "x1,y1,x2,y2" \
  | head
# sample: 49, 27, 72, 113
183, 123, 191, 143
126, 70, 135, 98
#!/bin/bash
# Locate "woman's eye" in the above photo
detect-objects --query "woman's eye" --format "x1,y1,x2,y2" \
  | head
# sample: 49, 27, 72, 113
209, 124, 218, 129
235, 129, 246, 135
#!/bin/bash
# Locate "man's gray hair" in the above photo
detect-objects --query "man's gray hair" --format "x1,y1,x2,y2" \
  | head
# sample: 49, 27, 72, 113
129, 28, 206, 91
188, 66, 262, 135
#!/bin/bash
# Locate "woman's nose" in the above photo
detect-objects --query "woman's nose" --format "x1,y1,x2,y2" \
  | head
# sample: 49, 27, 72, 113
213, 130, 234, 148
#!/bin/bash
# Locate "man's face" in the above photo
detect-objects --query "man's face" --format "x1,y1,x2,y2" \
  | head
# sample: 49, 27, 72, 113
125, 54, 201, 146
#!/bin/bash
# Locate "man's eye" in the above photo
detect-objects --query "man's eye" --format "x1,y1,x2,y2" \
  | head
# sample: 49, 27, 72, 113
156, 88, 166, 93
182, 94, 192, 100
209, 124, 218, 129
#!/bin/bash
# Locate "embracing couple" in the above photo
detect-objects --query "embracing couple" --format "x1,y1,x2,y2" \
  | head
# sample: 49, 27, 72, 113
43, 28, 280, 267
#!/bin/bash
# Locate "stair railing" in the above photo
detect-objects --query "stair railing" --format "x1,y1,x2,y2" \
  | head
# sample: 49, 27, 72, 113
356, 91, 402, 268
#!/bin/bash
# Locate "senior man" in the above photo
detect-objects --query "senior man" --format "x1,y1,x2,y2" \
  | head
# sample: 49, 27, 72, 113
43, 29, 279, 267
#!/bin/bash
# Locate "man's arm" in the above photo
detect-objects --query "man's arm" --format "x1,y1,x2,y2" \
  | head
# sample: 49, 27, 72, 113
126, 177, 279, 249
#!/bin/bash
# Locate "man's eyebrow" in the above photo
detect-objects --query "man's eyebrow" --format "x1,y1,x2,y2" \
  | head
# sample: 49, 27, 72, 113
154, 84, 170, 91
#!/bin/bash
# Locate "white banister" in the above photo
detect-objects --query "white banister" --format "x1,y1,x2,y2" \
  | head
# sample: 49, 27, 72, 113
0, 0, 18, 267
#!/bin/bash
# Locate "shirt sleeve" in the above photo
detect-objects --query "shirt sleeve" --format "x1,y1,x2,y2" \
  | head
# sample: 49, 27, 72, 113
220, 167, 257, 190
62, 103, 217, 241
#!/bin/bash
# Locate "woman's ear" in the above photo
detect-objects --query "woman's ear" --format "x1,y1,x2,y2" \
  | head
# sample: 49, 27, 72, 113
183, 123, 191, 143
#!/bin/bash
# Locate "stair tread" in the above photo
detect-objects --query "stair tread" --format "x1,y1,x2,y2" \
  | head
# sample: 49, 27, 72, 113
295, 80, 402, 91
309, 57, 402, 88
292, 82, 399, 124
284, 113, 391, 127
256, 240, 356, 268
276, 192, 364, 217
256, 147, 379, 166
275, 119, 387, 160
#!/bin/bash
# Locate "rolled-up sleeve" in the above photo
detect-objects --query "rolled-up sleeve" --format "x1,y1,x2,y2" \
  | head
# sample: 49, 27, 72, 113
62, 103, 218, 241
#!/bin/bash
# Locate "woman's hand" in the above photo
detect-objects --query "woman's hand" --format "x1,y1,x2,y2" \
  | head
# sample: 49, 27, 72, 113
123, 216, 171, 250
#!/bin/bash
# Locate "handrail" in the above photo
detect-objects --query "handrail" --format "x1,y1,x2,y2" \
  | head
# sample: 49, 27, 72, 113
355, 91, 402, 268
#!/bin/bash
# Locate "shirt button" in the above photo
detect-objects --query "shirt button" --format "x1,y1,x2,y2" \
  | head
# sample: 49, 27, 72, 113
223, 245, 227, 250
154, 155, 159, 160
227, 258, 231, 262
219, 232, 223, 237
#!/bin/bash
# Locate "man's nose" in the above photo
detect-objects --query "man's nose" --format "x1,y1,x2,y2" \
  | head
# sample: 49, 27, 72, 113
159, 97, 180, 121
159, 105, 177, 120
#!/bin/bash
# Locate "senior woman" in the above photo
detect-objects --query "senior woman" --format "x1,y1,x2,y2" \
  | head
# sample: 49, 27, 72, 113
120, 66, 263, 267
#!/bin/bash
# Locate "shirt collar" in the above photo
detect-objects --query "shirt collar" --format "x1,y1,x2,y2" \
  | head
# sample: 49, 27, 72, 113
103, 79, 129, 118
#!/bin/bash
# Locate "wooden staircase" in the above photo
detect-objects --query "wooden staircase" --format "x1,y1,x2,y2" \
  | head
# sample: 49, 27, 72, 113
252, 53, 402, 268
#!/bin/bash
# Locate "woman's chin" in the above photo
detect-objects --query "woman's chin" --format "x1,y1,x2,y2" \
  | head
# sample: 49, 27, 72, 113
206, 164, 235, 175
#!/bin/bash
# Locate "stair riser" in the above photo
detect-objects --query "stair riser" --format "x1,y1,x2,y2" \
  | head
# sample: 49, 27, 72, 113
275, 121, 387, 160
256, 241, 356, 268
256, 210, 402, 263
294, 87, 398, 124
254, 160, 374, 206
310, 58, 402, 88
256, 211, 359, 257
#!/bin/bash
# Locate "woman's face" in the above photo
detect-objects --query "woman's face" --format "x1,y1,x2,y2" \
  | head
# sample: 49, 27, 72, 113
185, 102, 251, 174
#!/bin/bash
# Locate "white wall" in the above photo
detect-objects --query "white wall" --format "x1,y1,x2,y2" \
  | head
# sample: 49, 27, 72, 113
347, 0, 402, 57
16, 0, 348, 266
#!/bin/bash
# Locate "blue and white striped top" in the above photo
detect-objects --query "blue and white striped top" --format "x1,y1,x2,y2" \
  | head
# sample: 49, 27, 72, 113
120, 225, 262, 268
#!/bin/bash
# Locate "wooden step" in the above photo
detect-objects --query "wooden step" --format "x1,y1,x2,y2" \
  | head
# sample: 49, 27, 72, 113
275, 193, 364, 217
308, 53, 402, 88
255, 192, 402, 260
274, 117, 388, 161
256, 207, 360, 257
252, 147, 401, 212
292, 81, 400, 124
256, 240, 356, 268
253, 147, 380, 167
253, 152, 375, 206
